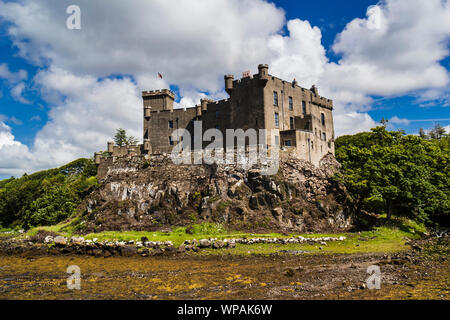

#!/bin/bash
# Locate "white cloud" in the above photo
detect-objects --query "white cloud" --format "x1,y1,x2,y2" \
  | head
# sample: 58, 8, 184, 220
11, 82, 30, 104
326, 0, 450, 98
0, 0, 449, 175
0, 63, 30, 103
267, 19, 327, 88
0, 0, 285, 93
0, 63, 27, 82
389, 116, 410, 126
0, 68, 143, 176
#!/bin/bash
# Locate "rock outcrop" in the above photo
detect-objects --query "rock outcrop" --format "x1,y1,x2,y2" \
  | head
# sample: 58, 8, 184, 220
82, 152, 353, 233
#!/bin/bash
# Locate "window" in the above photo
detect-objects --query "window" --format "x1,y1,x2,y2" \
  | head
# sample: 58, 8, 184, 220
215, 111, 219, 119
169, 136, 174, 146
322, 132, 326, 141
285, 140, 292, 147
302, 101, 307, 114
274, 136, 280, 146
321, 113, 325, 126
290, 117, 294, 130
311, 141, 314, 150
288, 96, 293, 110
273, 91, 278, 106
168, 120, 174, 129
274, 112, 279, 128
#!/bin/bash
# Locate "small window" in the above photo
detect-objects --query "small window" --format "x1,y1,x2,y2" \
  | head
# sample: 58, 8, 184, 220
215, 111, 219, 119
169, 136, 174, 146
285, 140, 292, 147
322, 132, 326, 141
168, 120, 174, 129
288, 96, 293, 110
321, 113, 325, 126
311, 141, 314, 150
290, 117, 294, 130
302, 101, 307, 114
274, 112, 279, 128
273, 91, 278, 106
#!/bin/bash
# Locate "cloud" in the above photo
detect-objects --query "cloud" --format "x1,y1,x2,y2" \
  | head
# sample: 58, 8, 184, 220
0, 0, 285, 93
267, 19, 327, 88
0, 63, 30, 103
389, 116, 410, 126
11, 82, 31, 104
0, 63, 27, 82
326, 0, 449, 98
0, 67, 143, 176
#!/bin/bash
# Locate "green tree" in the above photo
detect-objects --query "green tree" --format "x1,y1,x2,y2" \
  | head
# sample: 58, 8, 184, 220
114, 128, 138, 146
335, 126, 449, 226
429, 123, 446, 140
419, 128, 428, 139
0, 158, 98, 229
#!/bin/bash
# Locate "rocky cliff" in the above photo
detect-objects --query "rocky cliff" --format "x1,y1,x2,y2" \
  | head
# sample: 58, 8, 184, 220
82, 152, 353, 233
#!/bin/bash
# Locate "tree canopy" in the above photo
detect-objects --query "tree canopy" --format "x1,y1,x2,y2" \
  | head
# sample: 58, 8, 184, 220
0, 158, 98, 229
335, 126, 449, 227
114, 128, 138, 147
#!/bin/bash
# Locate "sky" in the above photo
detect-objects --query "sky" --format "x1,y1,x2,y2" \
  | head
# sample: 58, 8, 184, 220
0, 0, 449, 179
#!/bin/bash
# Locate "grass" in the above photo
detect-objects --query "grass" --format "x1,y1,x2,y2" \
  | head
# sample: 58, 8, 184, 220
200, 224, 423, 256
20, 216, 425, 255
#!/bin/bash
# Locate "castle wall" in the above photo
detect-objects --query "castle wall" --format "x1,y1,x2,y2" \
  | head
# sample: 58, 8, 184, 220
145, 107, 198, 154
262, 76, 334, 163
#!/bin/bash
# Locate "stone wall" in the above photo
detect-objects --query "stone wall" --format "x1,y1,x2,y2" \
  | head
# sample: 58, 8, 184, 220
86, 151, 353, 234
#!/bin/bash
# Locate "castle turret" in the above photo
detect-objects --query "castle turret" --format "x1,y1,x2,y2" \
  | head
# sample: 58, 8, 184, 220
224, 75, 234, 94
258, 64, 269, 81
107, 141, 114, 153
142, 89, 175, 112
201, 98, 210, 111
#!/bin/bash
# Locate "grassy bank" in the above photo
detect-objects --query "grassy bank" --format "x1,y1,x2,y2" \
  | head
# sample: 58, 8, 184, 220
15, 216, 427, 256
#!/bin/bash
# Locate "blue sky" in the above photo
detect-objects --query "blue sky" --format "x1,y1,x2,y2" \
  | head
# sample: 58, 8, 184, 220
0, 0, 449, 178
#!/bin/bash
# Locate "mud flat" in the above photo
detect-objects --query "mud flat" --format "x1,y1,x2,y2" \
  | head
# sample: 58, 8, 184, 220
0, 238, 448, 300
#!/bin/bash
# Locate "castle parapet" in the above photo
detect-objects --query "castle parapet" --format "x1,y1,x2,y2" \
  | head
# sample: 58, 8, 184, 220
311, 96, 333, 109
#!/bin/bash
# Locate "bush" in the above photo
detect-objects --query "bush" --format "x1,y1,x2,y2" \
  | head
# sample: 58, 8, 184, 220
0, 158, 98, 229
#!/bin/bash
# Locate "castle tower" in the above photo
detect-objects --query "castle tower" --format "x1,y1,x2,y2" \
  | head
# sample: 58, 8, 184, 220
142, 89, 175, 153
142, 89, 175, 112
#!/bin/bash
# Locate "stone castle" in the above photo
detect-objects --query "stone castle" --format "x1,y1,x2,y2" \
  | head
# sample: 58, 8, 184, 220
96, 64, 335, 166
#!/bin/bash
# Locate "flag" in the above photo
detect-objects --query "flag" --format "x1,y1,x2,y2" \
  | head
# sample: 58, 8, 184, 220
158, 72, 163, 79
